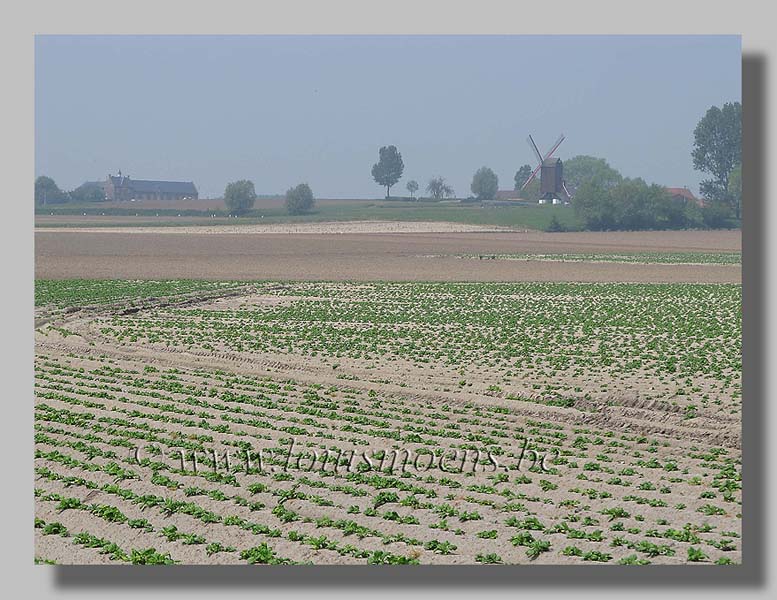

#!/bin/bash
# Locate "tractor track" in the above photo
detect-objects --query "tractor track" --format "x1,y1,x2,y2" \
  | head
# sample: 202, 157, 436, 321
35, 286, 741, 452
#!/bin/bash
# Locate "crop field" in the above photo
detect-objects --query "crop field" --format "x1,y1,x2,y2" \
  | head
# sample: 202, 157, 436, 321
34, 279, 741, 565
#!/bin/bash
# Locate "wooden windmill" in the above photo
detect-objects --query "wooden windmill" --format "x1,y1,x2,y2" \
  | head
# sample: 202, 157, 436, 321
520, 133, 572, 203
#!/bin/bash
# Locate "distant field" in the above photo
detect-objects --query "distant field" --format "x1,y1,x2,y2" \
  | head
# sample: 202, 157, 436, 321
39, 196, 329, 212
35, 228, 741, 283
36, 199, 582, 232
457, 252, 742, 266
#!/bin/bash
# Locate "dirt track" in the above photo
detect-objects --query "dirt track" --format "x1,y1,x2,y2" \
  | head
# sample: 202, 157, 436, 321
35, 227, 741, 283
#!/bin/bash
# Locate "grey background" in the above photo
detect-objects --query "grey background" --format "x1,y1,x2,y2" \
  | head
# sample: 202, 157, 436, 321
5, 1, 774, 598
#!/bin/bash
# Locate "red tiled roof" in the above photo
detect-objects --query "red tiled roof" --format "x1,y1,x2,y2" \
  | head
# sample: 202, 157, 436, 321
665, 187, 698, 202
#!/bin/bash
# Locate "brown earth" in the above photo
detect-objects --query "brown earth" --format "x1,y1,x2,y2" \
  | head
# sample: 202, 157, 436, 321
35, 227, 740, 283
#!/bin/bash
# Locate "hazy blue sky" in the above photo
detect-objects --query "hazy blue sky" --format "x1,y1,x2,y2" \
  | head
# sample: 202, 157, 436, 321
35, 35, 740, 198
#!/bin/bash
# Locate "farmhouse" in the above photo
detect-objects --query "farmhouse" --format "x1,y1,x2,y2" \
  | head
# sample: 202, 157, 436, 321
103, 172, 198, 201
665, 186, 703, 206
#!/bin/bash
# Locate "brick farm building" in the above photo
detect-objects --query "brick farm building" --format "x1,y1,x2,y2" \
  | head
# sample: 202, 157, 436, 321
103, 172, 198, 201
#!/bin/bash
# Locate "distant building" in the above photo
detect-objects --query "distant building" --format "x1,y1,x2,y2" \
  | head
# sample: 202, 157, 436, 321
103, 172, 198, 201
665, 187, 703, 206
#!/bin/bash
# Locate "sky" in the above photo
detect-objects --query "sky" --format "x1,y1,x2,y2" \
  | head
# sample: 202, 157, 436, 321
35, 35, 741, 198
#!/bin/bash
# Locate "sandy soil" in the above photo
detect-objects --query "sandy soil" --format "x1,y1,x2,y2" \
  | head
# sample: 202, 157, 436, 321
35, 220, 516, 235
34, 286, 742, 565
35, 229, 741, 283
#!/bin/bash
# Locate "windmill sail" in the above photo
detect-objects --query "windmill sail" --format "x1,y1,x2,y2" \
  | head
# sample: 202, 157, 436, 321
543, 134, 565, 161
521, 163, 542, 190
527, 136, 543, 164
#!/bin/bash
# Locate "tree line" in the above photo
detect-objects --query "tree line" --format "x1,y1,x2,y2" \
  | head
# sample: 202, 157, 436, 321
34, 177, 103, 206
570, 101, 741, 230
35, 175, 316, 217
371, 145, 512, 202
370, 101, 741, 231
371, 145, 457, 201
37, 100, 740, 228
223, 180, 315, 215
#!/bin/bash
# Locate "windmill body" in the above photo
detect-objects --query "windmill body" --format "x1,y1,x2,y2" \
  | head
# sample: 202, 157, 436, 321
540, 157, 563, 198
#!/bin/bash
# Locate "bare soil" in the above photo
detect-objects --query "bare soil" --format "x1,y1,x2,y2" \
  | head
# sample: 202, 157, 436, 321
35, 220, 514, 235
35, 227, 740, 283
